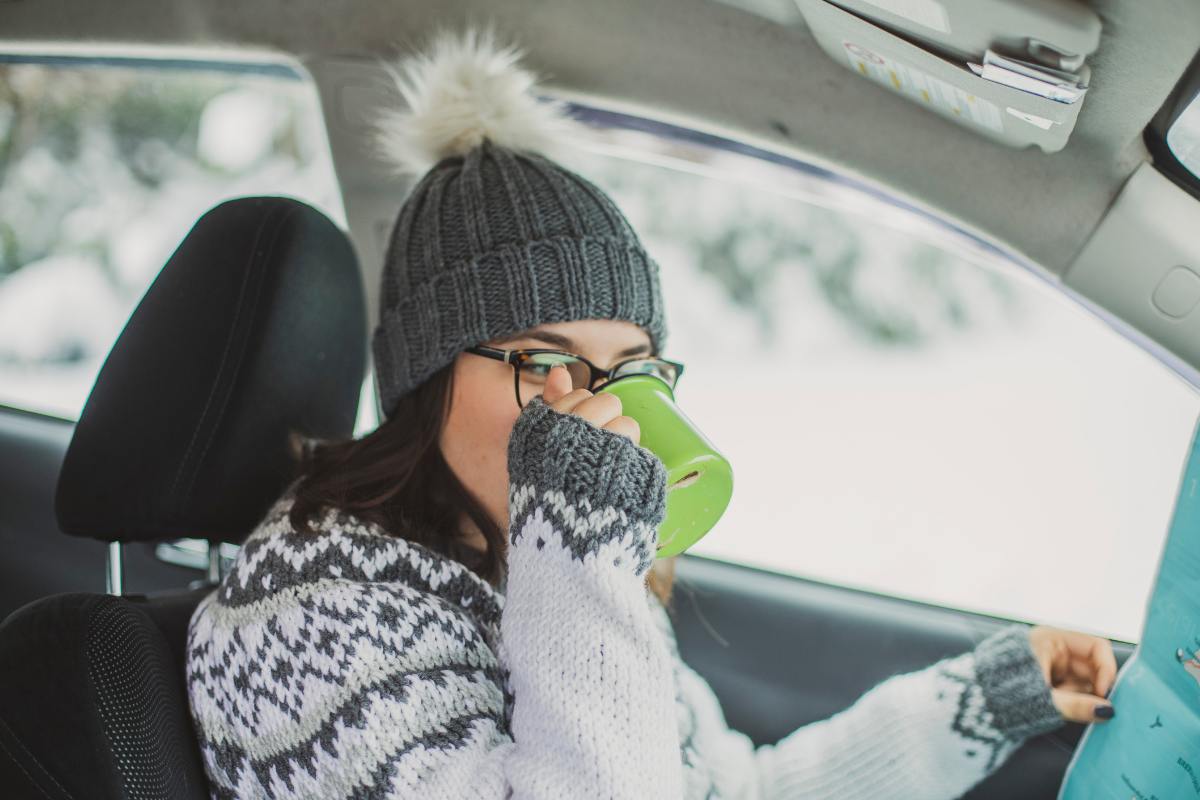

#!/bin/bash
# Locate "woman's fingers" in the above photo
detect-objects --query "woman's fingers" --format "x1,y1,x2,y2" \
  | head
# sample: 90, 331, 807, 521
1055, 676, 1099, 694
543, 364, 611, 421
1088, 636, 1119, 698
603, 413, 641, 445
1029, 625, 1119, 724
568, 393, 636, 440
541, 363, 576, 405
540, 366, 639, 442
1051, 687, 1115, 724
1055, 628, 1119, 698
547, 385, 612, 420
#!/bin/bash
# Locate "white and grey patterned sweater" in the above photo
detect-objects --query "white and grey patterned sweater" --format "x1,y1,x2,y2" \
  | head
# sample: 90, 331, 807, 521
186, 395, 1065, 799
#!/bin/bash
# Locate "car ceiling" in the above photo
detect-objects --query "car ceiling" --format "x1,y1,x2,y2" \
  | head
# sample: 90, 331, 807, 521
2, 0, 1199, 278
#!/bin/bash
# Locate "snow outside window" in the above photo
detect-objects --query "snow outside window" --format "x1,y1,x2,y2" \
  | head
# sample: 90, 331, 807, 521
553, 124, 1199, 644
0, 56, 345, 420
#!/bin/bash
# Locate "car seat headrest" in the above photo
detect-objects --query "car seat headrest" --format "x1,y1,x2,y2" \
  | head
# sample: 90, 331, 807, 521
55, 196, 366, 545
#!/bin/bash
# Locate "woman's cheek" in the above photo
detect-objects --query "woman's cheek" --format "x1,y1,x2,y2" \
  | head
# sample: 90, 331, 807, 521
495, 407, 520, 489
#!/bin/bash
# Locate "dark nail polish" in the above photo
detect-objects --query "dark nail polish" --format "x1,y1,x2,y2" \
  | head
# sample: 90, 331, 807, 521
1094, 704, 1115, 719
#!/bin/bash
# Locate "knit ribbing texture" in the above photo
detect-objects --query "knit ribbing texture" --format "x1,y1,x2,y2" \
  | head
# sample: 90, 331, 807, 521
372, 138, 667, 419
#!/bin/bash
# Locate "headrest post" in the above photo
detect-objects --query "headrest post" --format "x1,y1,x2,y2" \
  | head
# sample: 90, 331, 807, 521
105, 542, 123, 596
207, 543, 222, 585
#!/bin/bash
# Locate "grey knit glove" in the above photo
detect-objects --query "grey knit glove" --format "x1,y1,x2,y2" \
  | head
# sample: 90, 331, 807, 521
506, 394, 668, 575
971, 623, 1065, 741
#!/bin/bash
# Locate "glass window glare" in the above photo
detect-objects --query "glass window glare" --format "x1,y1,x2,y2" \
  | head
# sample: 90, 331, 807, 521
559, 125, 1199, 644
1166, 90, 1200, 178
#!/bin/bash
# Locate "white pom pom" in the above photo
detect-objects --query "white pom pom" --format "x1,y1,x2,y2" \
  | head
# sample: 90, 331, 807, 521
373, 23, 587, 176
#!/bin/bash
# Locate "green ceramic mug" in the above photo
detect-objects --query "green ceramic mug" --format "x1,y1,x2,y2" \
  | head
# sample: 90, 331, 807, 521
594, 373, 733, 557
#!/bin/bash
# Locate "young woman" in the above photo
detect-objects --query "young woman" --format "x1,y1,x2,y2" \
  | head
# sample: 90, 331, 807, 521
185, 25, 1117, 799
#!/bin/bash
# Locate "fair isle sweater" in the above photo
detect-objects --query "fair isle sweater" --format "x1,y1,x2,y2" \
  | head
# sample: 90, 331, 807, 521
185, 395, 1066, 799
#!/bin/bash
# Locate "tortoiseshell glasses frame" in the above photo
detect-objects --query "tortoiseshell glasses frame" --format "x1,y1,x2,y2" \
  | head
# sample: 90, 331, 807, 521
464, 344, 686, 409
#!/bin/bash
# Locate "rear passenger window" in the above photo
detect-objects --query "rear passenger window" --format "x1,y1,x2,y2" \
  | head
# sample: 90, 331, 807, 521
557, 120, 1200, 644
0, 55, 343, 420
1167, 89, 1200, 178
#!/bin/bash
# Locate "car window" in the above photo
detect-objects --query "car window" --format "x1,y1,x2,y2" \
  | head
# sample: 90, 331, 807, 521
1167, 90, 1200, 179
555, 122, 1200, 644
0, 55, 344, 420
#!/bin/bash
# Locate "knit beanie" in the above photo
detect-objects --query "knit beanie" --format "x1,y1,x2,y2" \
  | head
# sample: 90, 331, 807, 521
369, 25, 668, 420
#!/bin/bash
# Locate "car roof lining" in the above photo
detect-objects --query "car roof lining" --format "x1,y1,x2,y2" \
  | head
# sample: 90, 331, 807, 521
1, 0, 1199, 275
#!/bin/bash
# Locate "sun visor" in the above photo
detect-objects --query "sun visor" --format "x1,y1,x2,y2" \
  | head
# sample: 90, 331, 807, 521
795, 0, 1101, 152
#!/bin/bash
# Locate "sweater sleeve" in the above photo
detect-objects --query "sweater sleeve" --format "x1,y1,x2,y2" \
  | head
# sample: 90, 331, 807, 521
420, 393, 683, 798
655, 596, 1065, 799
504, 394, 684, 796
184, 395, 680, 800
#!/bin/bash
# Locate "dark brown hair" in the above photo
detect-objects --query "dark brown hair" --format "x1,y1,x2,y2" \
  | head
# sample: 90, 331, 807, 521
284, 358, 676, 604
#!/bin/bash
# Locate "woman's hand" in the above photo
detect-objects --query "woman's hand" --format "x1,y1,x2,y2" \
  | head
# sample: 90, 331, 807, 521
534, 364, 658, 587
539, 363, 642, 445
1027, 625, 1118, 724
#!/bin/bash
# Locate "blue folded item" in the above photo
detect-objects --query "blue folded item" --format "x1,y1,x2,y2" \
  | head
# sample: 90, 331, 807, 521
1059, 417, 1200, 798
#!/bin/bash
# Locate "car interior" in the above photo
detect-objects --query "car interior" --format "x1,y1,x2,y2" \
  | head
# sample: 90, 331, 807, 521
1, 1, 1199, 798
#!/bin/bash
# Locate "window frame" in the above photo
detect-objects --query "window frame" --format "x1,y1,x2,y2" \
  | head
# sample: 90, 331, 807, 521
1144, 48, 1200, 201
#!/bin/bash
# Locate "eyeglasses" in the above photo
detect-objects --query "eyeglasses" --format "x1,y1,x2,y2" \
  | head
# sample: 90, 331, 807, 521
464, 344, 685, 409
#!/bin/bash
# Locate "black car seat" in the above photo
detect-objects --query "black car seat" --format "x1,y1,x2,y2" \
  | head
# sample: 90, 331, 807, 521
0, 196, 367, 799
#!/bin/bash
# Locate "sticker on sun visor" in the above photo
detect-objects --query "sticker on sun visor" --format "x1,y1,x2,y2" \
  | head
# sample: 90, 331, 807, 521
842, 41, 1003, 133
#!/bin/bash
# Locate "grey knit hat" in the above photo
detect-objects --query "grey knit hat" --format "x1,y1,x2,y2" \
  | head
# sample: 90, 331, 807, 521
370, 26, 668, 419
